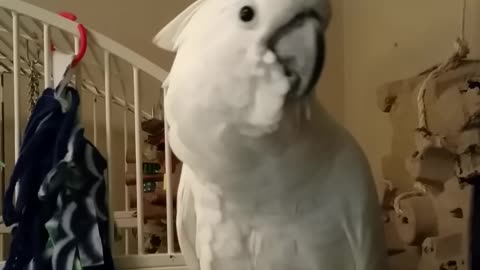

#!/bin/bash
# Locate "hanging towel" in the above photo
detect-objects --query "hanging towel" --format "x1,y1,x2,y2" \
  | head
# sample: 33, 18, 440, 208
32, 126, 115, 270
3, 87, 77, 270
3, 86, 115, 270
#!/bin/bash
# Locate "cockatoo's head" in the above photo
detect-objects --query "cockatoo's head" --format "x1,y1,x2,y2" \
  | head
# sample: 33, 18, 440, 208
154, 0, 331, 137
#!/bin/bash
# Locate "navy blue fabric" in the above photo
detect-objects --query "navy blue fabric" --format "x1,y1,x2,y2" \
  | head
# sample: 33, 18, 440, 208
3, 85, 115, 270
2, 87, 78, 270
32, 127, 115, 270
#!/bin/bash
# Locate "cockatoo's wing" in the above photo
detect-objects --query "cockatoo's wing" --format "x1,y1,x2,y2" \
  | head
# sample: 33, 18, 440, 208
176, 165, 200, 270
152, 0, 207, 52
338, 141, 388, 270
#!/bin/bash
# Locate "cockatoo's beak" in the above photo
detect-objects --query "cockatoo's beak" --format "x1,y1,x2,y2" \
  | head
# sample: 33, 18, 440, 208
267, 11, 325, 97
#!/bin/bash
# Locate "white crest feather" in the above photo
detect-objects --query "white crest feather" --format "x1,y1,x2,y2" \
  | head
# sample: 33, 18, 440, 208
152, 0, 207, 52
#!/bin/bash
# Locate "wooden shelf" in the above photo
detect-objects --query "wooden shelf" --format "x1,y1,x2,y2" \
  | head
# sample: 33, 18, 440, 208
114, 210, 165, 234
125, 155, 160, 165
114, 208, 169, 229
125, 173, 163, 186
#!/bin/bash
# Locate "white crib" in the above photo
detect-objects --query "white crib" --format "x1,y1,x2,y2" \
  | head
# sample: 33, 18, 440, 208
0, 0, 185, 269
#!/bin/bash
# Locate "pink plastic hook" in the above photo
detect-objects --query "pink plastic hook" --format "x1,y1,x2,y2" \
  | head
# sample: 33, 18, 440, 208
51, 12, 87, 67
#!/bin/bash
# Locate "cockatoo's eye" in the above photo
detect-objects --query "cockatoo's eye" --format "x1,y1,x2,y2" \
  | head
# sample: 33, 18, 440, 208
239, 6, 255, 22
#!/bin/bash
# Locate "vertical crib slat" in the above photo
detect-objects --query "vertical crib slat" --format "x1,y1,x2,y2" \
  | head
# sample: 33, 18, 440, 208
164, 87, 174, 254
74, 36, 83, 116
93, 97, 98, 145
43, 24, 51, 88
73, 36, 82, 87
133, 67, 144, 253
104, 51, 114, 245
123, 109, 130, 255
74, 36, 79, 54
12, 11, 20, 160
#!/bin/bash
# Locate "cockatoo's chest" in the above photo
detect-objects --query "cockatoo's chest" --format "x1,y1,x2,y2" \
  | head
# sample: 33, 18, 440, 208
192, 180, 357, 270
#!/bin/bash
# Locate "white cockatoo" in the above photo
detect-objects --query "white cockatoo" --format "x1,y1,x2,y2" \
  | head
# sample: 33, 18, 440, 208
153, 0, 388, 269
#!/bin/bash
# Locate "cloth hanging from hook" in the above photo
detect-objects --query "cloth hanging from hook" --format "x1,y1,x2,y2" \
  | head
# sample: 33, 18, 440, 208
2, 87, 77, 270
3, 80, 115, 270
33, 124, 115, 270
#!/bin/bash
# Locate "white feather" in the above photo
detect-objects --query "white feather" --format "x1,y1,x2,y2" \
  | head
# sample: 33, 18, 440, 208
176, 165, 200, 270
152, 0, 208, 52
